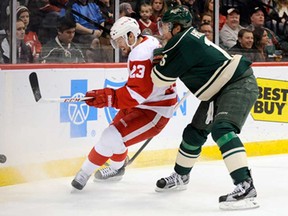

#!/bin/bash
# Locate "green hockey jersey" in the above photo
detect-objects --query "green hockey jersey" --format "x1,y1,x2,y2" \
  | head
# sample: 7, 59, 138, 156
152, 27, 252, 101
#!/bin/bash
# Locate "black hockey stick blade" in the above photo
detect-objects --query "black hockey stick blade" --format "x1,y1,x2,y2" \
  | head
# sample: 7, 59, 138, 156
29, 72, 42, 102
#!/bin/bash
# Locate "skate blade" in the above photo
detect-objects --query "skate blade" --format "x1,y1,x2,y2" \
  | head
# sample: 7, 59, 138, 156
155, 184, 187, 193
70, 187, 83, 193
219, 197, 260, 210
93, 176, 123, 182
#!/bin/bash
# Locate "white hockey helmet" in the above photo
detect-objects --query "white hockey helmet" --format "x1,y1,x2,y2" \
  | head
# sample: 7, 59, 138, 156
110, 16, 141, 49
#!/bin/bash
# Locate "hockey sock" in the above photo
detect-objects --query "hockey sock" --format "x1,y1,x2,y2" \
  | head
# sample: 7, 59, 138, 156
212, 123, 250, 185
110, 149, 128, 170
175, 124, 208, 175
88, 147, 110, 167
174, 140, 201, 175
212, 122, 250, 184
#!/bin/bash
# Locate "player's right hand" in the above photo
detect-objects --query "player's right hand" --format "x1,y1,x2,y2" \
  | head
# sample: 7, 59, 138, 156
85, 88, 115, 108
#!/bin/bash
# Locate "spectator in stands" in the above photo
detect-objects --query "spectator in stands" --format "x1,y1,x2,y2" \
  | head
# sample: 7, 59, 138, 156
16, 18, 33, 64
273, 1, 288, 28
150, 0, 168, 23
26, 0, 62, 45
96, 0, 114, 32
217, 0, 249, 26
93, 0, 114, 62
229, 28, 262, 62
35, 0, 68, 13
61, 0, 105, 57
0, 19, 33, 63
200, 12, 212, 26
17, 5, 42, 62
40, 17, 85, 63
253, 26, 269, 62
0, 0, 10, 34
194, 0, 206, 15
120, 0, 138, 17
0, 25, 9, 63
119, 2, 136, 18
199, 22, 213, 41
203, 0, 226, 30
246, 6, 282, 59
137, 3, 158, 35
220, 8, 244, 50
265, 0, 288, 47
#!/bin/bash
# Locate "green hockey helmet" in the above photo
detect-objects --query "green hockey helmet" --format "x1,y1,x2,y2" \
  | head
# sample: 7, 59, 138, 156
161, 6, 192, 30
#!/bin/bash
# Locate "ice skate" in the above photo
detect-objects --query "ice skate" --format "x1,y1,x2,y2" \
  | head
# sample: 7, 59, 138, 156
219, 178, 259, 210
71, 169, 91, 190
155, 172, 189, 192
94, 157, 129, 182
94, 165, 126, 181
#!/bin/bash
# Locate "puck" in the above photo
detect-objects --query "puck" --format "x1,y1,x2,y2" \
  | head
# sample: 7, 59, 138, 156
0, 154, 7, 163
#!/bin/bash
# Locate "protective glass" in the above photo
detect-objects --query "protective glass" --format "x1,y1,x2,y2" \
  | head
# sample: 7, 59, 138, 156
157, 20, 173, 36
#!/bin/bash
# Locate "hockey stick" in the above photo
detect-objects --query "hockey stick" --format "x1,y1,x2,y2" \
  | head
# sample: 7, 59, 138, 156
125, 91, 191, 166
29, 72, 93, 103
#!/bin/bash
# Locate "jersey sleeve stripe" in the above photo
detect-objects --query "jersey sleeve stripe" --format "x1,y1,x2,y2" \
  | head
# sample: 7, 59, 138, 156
151, 67, 177, 87
195, 55, 242, 101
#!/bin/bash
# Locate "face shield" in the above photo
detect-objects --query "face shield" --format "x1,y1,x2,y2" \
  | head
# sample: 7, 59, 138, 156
157, 20, 173, 36
110, 32, 137, 50
110, 36, 126, 49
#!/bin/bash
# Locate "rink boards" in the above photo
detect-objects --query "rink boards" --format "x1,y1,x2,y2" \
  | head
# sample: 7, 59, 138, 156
0, 63, 287, 186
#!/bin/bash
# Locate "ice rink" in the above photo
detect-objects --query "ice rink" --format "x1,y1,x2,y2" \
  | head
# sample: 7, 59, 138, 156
0, 154, 287, 216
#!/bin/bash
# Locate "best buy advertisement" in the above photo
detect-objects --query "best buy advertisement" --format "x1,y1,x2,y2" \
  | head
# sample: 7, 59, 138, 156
251, 78, 288, 123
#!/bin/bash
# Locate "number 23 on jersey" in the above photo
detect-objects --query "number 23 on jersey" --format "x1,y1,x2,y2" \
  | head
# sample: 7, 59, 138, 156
130, 64, 145, 78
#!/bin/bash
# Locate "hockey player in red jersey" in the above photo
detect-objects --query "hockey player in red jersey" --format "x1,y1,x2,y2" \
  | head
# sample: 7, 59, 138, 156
71, 16, 177, 190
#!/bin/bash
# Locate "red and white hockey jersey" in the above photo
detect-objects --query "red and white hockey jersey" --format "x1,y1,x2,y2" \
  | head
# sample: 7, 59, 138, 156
113, 35, 177, 118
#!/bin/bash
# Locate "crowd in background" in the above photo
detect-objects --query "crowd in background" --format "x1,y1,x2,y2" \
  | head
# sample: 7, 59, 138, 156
0, 0, 288, 64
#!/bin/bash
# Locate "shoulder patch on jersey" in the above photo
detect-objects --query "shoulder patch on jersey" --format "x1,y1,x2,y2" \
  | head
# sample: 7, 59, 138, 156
190, 28, 203, 39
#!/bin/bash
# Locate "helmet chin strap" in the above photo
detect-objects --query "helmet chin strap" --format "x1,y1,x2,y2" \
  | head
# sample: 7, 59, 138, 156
125, 33, 138, 50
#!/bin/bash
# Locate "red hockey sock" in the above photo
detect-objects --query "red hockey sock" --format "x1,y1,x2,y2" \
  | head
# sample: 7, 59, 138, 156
110, 149, 128, 162
88, 148, 110, 166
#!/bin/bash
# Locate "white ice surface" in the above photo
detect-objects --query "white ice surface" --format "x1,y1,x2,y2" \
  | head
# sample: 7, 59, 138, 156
0, 154, 287, 216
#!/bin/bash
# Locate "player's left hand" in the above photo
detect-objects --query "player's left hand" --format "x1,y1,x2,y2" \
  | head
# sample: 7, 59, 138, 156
153, 47, 164, 65
85, 88, 115, 108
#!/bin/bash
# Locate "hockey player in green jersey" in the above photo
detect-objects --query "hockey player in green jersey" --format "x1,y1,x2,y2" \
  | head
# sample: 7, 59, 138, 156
151, 6, 259, 210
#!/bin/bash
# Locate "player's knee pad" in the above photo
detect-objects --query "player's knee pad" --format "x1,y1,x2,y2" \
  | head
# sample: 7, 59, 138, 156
94, 125, 126, 156
211, 121, 238, 147
182, 124, 208, 151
